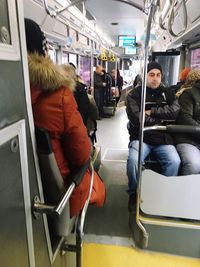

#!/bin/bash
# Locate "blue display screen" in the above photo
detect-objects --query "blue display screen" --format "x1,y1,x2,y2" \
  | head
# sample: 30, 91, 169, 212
118, 35, 136, 47
125, 47, 137, 55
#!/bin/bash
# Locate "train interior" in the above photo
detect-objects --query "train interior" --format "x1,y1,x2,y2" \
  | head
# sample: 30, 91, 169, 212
1, 0, 200, 266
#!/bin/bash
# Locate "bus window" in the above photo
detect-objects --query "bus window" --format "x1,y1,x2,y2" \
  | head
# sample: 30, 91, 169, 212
69, 53, 77, 68
191, 47, 200, 69
79, 55, 91, 86
62, 51, 68, 63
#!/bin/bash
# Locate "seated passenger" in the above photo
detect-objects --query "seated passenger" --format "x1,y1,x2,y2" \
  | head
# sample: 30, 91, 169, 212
175, 70, 200, 175
175, 68, 197, 97
126, 62, 181, 212
171, 67, 191, 95
133, 74, 142, 88
24, 18, 105, 217
60, 64, 99, 144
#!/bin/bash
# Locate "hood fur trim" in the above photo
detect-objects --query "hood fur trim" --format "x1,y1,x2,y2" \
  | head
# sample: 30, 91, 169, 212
28, 53, 75, 92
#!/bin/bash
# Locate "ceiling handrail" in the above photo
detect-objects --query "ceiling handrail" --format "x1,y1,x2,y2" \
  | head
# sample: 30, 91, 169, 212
158, 0, 187, 36
43, 0, 56, 17
158, 0, 172, 30
41, 0, 148, 48
43, 0, 145, 17
168, 0, 188, 37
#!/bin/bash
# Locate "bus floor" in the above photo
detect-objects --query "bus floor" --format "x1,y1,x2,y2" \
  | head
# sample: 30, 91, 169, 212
81, 106, 200, 267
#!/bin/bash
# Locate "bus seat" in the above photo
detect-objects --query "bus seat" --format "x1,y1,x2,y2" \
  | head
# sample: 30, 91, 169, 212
35, 127, 76, 236
140, 169, 200, 220
35, 127, 91, 237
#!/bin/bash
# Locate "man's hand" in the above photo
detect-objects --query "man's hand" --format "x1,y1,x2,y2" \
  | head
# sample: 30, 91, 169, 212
145, 110, 151, 116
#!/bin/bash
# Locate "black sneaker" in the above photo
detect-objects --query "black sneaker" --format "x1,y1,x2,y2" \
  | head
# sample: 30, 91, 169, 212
128, 194, 137, 213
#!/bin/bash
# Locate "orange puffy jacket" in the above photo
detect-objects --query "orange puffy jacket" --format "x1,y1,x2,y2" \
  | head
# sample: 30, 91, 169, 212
29, 53, 105, 217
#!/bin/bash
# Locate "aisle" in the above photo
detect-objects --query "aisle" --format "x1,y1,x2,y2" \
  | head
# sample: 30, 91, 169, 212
82, 106, 200, 266
84, 106, 130, 241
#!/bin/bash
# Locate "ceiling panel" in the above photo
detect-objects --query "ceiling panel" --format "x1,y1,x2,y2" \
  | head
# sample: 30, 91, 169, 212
73, 0, 146, 45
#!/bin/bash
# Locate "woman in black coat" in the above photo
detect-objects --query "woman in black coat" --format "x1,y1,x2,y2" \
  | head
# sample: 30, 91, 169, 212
175, 70, 200, 175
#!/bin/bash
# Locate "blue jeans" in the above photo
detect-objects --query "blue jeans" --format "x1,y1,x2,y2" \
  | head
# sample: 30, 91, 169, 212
176, 143, 200, 175
127, 140, 181, 195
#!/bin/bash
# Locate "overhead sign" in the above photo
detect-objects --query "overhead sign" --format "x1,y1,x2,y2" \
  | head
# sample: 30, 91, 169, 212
118, 35, 136, 47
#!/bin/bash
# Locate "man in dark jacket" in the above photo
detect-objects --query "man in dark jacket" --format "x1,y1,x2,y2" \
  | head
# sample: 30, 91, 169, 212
94, 65, 105, 117
126, 62, 181, 212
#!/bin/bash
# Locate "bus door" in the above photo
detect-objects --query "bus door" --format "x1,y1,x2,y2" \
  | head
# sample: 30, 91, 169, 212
0, 1, 46, 266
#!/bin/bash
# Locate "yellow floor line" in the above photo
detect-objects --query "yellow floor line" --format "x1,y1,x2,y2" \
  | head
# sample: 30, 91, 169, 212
83, 243, 200, 267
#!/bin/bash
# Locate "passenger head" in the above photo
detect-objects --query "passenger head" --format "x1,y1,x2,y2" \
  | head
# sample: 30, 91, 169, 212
146, 62, 162, 89
60, 64, 77, 81
133, 74, 142, 87
25, 19, 75, 92
24, 18, 48, 56
176, 69, 200, 97
96, 65, 103, 75
179, 67, 191, 82
183, 69, 200, 88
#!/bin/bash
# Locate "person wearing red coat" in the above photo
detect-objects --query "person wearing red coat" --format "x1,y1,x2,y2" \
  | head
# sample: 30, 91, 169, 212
25, 18, 105, 217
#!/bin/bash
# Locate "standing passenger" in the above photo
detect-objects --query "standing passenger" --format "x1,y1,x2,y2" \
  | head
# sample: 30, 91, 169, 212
101, 69, 112, 106
175, 70, 200, 175
24, 18, 105, 217
94, 65, 105, 118
116, 69, 123, 104
111, 69, 123, 104
126, 62, 181, 212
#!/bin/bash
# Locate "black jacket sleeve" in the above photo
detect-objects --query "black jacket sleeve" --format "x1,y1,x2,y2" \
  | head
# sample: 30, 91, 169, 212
126, 89, 160, 126
150, 90, 180, 121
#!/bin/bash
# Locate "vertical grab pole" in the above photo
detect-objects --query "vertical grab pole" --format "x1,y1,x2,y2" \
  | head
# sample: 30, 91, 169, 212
136, 0, 159, 248
91, 41, 94, 96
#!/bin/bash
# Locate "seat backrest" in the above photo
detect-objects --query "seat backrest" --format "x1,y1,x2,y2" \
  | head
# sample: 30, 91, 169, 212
35, 128, 65, 203
141, 169, 200, 220
35, 128, 75, 237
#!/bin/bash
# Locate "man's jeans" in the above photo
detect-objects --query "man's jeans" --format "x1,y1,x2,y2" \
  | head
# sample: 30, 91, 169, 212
127, 140, 181, 196
176, 143, 200, 175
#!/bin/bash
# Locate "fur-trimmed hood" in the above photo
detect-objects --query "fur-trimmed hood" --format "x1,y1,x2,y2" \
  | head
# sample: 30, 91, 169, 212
28, 53, 75, 92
